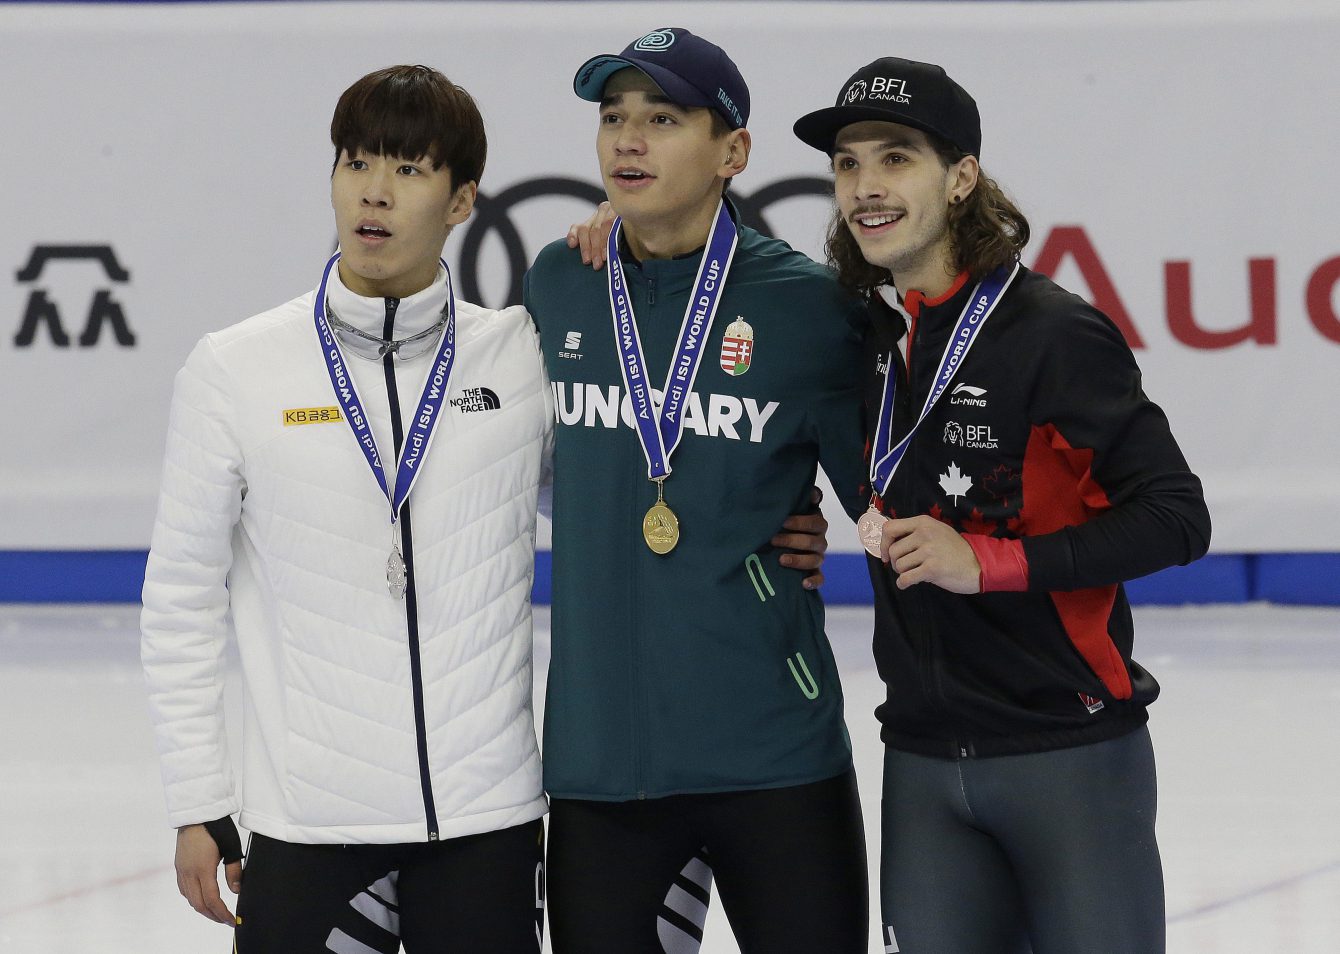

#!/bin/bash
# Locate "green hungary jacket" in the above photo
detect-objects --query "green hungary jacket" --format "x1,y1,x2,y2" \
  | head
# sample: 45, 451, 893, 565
524, 223, 868, 801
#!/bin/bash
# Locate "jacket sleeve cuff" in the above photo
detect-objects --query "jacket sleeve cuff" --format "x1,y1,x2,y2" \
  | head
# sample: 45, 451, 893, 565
965, 535, 1030, 593
201, 816, 244, 864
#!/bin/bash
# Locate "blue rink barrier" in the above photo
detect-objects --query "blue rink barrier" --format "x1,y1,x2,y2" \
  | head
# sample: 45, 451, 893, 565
0, 550, 1335, 606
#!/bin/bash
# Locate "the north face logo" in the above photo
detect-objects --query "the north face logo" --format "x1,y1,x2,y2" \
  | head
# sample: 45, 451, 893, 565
451, 387, 501, 413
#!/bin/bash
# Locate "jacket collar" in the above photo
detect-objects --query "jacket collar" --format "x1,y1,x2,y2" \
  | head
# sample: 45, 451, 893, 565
900, 269, 971, 320
326, 262, 451, 338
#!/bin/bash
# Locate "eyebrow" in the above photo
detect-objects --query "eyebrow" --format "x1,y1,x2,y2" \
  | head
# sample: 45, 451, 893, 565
833, 135, 924, 154
599, 92, 686, 112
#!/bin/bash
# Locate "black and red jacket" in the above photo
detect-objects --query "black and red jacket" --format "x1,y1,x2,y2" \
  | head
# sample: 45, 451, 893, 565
863, 265, 1211, 759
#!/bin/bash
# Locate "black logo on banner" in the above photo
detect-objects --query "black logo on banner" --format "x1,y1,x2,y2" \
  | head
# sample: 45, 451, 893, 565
456, 176, 832, 309
14, 245, 136, 347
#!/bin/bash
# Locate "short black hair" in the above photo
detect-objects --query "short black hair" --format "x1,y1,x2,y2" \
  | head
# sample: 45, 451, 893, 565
331, 65, 486, 191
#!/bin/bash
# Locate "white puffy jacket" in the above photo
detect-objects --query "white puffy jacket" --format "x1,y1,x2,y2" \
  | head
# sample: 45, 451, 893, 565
141, 267, 552, 844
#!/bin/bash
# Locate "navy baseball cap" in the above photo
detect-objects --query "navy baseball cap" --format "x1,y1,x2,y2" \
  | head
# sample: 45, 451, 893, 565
794, 57, 981, 158
573, 27, 749, 130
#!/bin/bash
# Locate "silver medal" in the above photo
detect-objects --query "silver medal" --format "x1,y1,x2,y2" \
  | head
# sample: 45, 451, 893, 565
387, 543, 407, 599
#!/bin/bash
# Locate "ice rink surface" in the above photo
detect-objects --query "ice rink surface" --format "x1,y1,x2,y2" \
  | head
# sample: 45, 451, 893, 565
2, 602, 1337, 953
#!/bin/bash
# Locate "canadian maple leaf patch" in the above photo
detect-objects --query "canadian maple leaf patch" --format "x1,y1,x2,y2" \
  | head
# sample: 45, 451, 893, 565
982, 464, 1020, 507
939, 462, 973, 504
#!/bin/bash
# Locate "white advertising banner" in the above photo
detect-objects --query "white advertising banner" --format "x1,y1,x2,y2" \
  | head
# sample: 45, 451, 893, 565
1, 1, 1336, 552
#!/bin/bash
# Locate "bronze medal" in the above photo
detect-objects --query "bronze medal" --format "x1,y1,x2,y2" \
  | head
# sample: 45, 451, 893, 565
856, 507, 887, 559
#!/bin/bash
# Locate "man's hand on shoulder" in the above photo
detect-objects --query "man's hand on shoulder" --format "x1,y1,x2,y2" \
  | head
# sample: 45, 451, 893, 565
566, 201, 616, 270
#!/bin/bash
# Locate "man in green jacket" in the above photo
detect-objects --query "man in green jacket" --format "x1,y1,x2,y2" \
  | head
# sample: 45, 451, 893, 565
525, 28, 871, 952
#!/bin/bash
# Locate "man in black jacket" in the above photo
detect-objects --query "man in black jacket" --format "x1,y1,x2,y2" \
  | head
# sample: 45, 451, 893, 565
794, 58, 1211, 954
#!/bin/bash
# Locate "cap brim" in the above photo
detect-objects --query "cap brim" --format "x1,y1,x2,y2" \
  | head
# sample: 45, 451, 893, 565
573, 54, 714, 112
793, 104, 960, 156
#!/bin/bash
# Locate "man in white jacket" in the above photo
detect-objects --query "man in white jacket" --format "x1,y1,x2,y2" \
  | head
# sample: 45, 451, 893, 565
141, 65, 553, 951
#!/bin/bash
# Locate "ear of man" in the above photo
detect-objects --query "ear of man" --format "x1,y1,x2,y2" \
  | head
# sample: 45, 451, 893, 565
448, 181, 478, 226
946, 154, 979, 206
720, 128, 751, 183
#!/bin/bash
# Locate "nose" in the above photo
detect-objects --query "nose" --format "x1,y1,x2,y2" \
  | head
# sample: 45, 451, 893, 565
853, 163, 886, 203
361, 166, 392, 207
613, 122, 646, 156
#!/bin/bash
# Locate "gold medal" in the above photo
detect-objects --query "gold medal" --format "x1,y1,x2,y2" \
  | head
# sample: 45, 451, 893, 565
642, 480, 680, 554
856, 506, 887, 559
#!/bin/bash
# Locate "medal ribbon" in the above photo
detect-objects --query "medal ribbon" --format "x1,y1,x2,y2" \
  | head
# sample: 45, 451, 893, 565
605, 199, 739, 479
870, 262, 1019, 497
313, 252, 458, 524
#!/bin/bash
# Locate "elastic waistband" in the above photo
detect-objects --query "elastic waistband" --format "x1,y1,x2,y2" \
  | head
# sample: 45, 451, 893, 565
882, 710, 1148, 760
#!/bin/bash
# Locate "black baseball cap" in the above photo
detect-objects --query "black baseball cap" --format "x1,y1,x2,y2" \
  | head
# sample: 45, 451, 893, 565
573, 27, 749, 130
793, 57, 980, 158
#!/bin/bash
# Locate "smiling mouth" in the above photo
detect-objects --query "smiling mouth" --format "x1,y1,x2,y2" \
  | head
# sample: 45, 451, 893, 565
853, 212, 903, 229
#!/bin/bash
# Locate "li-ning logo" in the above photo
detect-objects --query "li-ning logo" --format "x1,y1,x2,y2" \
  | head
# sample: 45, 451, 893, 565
633, 29, 676, 52
450, 387, 501, 413
950, 383, 987, 407
843, 80, 868, 104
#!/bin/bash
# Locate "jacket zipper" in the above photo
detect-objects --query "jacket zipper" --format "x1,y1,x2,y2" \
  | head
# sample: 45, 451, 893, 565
632, 274, 652, 799
382, 297, 440, 839
903, 313, 958, 753
909, 303, 975, 760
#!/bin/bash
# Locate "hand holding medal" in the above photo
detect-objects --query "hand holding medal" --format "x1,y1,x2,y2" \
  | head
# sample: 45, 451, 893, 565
856, 508, 888, 558
860, 263, 1018, 558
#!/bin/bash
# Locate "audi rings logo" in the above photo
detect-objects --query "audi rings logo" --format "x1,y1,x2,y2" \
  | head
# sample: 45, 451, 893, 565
455, 176, 832, 309
633, 29, 676, 52
844, 80, 868, 104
